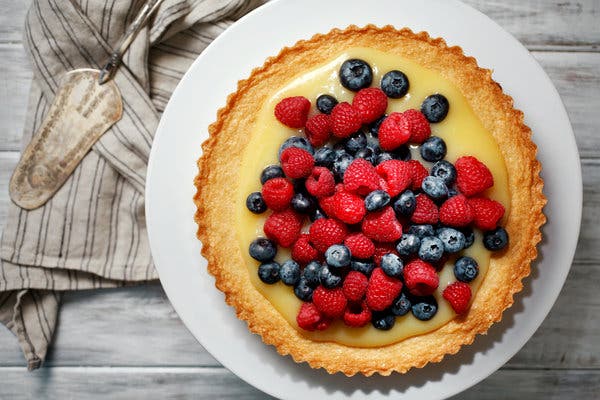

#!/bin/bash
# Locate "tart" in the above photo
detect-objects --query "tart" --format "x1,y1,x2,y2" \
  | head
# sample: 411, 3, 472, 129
194, 25, 545, 376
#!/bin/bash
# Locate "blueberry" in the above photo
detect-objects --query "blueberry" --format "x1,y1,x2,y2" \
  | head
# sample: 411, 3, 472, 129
279, 136, 314, 159
380, 253, 403, 278
420, 136, 447, 162
391, 292, 412, 316
369, 115, 387, 137
372, 312, 396, 330
294, 278, 314, 301
325, 244, 352, 268
430, 160, 457, 185
454, 256, 479, 283
483, 227, 509, 251
279, 260, 301, 286
249, 238, 276, 262
447, 188, 459, 198
393, 190, 416, 217
246, 192, 267, 214
381, 70, 410, 98
291, 192, 315, 214
375, 152, 394, 165
408, 224, 435, 238
351, 260, 376, 276
333, 151, 354, 180
310, 208, 327, 222
418, 236, 444, 262
303, 261, 322, 287
421, 94, 449, 123
365, 190, 391, 212
260, 165, 284, 184
393, 145, 412, 161
411, 296, 438, 321
258, 262, 280, 284
354, 147, 376, 164
314, 146, 336, 168
316, 94, 338, 114
461, 227, 475, 249
339, 59, 373, 91
396, 234, 421, 256
421, 176, 449, 200
344, 131, 367, 154
320, 264, 343, 288
437, 227, 466, 253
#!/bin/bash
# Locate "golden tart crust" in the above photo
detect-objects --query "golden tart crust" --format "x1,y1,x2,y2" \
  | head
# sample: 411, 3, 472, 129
194, 25, 546, 376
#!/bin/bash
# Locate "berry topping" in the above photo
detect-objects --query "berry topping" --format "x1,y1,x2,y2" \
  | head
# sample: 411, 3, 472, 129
454, 256, 479, 283
325, 244, 352, 269
291, 192, 315, 214
380, 70, 409, 98
420, 136, 447, 162
351, 260, 376, 276
264, 209, 303, 247
411, 296, 438, 321
305, 166, 335, 198
313, 287, 348, 318
246, 192, 267, 214
260, 165, 285, 184
344, 233, 375, 260
316, 94, 338, 114
421, 94, 450, 123
305, 113, 332, 147
314, 146, 335, 168
372, 312, 396, 330
376, 159, 412, 197
455, 156, 494, 197
407, 160, 429, 191
366, 268, 403, 311
418, 236, 445, 263
319, 264, 343, 288
437, 227, 466, 253
393, 189, 416, 217
403, 259, 439, 297
332, 150, 354, 180
280, 147, 315, 179
443, 282, 472, 314
342, 158, 379, 195
391, 292, 412, 316
333, 191, 367, 224
378, 112, 411, 151
330, 102, 363, 138
354, 147, 376, 164
421, 176, 449, 200
279, 136, 314, 158
408, 224, 435, 238
261, 177, 294, 211
280, 260, 301, 286
369, 114, 387, 137
303, 261, 323, 288
249, 238, 277, 262
342, 271, 369, 302
469, 197, 505, 230
411, 194, 439, 225
352, 87, 388, 124
294, 278, 314, 302
396, 233, 421, 256
439, 194, 473, 227
403, 109, 431, 144
258, 262, 281, 284
274, 96, 311, 128
309, 218, 348, 253
380, 253, 404, 278
483, 227, 509, 251
343, 301, 372, 327
296, 302, 326, 331
462, 227, 475, 249
430, 160, 457, 185
339, 59, 373, 91
344, 131, 368, 154
364, 189, 391, 212
361, 206, 403, 243
291, 234, 319, 265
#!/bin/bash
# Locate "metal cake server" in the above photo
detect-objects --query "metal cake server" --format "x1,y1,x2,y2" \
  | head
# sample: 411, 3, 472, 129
10, 0, 164, 210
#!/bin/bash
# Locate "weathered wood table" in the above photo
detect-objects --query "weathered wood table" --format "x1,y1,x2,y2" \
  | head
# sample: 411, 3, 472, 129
1, 1, 598, 398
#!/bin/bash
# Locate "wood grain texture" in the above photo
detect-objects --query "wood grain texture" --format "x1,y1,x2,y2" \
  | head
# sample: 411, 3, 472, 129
0, 44, 31, 151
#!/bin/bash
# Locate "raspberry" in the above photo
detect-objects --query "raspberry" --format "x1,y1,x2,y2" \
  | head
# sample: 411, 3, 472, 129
366, 268, 403, 311
375, 160, 411, 197
280, 147, 314, 179
318, 195, 337, 218
291, 234, 319, 264
274, 96, 310, 128
305, 113, 332, 146
403, 109, 431, 144
406, 160, 428, 191
296, 302, 330, 331
333, 191, 366, 224
411, 194, 439, 224
455, 156, 494, 197
261, 177, 294, 211
403, 259, 439, 296
373, 243, 399, 267
442, 282, 472, 314
439, 194, 473, 227
361, 206, 402, 243
343, 158, 380, 195
309, 218, 348, 253
469, 197, 505, 230
343, 301, 372, 327
352, 87, 388, 123
313, 286, 347, 318
330, 102, 363, 138
342, 271, 369, 302
305, 167, 335, 198
344, 233, 375, 259
263, 209, 303, 247
378, 112, 411, 151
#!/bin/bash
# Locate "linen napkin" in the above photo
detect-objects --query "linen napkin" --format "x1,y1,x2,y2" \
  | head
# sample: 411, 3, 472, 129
0, 0, 265, 370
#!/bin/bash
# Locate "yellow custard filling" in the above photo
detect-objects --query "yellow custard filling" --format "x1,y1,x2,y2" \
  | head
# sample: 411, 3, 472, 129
235, 47, 510, 347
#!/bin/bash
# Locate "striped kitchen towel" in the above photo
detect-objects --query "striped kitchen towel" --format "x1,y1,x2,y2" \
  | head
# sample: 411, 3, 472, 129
0, 0, 265, 370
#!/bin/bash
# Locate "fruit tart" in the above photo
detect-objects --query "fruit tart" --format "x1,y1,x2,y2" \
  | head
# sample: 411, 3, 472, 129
194, 25, 546, 376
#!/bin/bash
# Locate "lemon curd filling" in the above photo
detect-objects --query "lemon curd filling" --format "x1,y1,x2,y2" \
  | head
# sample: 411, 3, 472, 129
236, 47, 510, 347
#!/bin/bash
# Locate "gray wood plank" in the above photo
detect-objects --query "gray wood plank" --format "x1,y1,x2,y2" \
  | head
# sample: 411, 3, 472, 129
0, 44, 31, 151
0, 0, 28, 44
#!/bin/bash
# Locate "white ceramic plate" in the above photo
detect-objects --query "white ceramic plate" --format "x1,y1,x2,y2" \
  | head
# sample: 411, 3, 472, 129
146, 0, 581, 398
